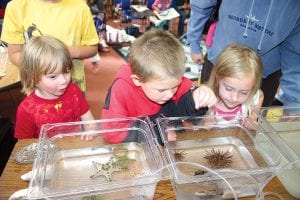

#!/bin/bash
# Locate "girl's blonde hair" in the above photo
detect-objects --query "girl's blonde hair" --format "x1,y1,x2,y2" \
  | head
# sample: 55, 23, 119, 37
20, 35, 73, 94
208, 44, 263, 104
128, 29, 185, 82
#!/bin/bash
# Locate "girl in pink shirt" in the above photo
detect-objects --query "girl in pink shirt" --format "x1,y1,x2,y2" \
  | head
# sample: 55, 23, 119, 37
207, 44, 264, 127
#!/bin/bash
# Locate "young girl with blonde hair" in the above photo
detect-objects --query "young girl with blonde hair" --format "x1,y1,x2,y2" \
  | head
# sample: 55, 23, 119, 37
207, 44, 264, 125
15, 35, 94, 140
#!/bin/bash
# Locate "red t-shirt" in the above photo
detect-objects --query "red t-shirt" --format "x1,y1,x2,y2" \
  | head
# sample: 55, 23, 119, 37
15, 83, 90, 139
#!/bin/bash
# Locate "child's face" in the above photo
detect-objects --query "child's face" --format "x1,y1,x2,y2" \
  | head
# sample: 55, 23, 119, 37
218, 76, 254, 109
140, 77, 182, 104
35, 67, 71, 99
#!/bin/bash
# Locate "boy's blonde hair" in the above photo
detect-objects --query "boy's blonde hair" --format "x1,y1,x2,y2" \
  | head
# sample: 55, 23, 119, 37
128, 29, 185, 82
20, 35, 73, 94
208, 44, 263, 103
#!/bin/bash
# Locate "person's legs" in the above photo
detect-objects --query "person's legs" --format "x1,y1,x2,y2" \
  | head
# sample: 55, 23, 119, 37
261, 70, 282, 107
200, 56, 214, 83
177, 10, 187, 37
96, 13, 109, 52
163, 21, 169, 31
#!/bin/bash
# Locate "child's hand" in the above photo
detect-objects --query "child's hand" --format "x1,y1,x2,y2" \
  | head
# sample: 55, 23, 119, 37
80, 133, 95, 141
248, 111, 259, 122
167, 131, 177, 142
192, 85, 217, 109
80, 121, 97, 141
242, 111, 259, 130
242, 117, 258, 130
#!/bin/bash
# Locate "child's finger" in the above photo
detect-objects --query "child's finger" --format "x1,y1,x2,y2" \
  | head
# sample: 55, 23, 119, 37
81, 134, 94, 141
195, 90, 217, 109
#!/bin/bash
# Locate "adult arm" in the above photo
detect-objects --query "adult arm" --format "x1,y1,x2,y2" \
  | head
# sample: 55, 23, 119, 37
7, 44, 23, 67
8, 43, 98, 66
67, 45, 98, 60
279, 16, 300, 107
1, 0, 26, 67
187, 0, 216, 64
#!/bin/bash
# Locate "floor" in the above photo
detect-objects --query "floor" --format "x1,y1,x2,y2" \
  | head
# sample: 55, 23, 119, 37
84, 45, 127, 119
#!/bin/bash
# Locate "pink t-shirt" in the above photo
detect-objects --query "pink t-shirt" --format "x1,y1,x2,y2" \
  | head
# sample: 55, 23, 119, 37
152, 0, 172, 11
214, 106, 243, 122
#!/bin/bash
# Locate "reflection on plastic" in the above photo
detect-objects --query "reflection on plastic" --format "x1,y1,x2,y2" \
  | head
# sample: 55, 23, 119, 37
152, 161, 264, 200
0, 41, 8, 77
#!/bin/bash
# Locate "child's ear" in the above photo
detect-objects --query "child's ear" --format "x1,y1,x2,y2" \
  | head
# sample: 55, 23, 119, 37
130, 74, 142, 86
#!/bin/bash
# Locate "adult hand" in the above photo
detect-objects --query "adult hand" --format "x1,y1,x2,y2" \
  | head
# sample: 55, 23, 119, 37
191, 53, 204, 65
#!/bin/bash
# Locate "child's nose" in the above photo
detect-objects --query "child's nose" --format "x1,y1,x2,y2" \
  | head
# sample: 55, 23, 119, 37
230, 91, 239, 102
164, 89, 174, 99
60, 74, 69, 83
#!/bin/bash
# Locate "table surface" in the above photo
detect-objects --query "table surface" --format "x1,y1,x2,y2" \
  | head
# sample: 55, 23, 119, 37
0, 61, 20, 93
0, 139, 296, 200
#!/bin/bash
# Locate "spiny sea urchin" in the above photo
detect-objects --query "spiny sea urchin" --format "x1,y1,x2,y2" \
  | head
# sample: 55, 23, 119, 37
204, 148, 233, 168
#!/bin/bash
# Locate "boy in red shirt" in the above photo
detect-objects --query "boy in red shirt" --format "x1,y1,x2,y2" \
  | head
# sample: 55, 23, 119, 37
101, 29, 217, 144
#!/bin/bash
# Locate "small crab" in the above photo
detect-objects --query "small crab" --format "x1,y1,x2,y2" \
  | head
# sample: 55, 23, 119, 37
173, 149, 187, 161
193, 169, 207, 176
204, 148, 233, 169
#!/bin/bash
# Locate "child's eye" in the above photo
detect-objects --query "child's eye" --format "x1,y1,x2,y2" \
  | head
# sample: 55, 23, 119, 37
225, 86, 233, 92
48, 75, 57, 79
157, 89, 166, 93
241, 91, 250, 95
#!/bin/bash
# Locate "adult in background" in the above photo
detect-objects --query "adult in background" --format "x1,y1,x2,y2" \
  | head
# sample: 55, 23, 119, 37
171, 0, 190, 37
187, 0, 300, 107
87, 0, 110, 52
1, 0, 99, 93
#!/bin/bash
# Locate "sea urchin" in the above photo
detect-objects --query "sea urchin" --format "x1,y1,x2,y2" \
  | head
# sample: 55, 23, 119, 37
204, 148, 233, 168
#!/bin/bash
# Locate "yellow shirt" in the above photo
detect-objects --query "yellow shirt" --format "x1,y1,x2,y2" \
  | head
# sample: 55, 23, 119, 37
1, 0, 99, 92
